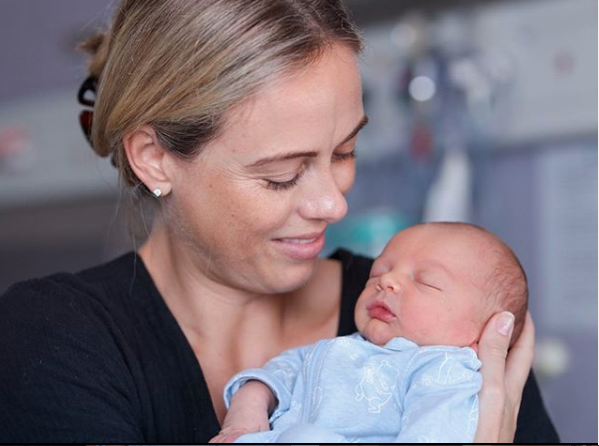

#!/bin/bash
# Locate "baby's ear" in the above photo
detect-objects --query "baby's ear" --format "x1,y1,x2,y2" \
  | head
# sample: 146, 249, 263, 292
469, 341, 479, 354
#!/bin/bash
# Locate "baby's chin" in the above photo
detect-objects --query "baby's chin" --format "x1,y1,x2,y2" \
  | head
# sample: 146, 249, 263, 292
360, 322, 398, 346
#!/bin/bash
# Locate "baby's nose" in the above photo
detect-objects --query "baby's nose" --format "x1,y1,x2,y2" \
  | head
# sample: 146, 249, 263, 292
377, 274, 400, 293
376, 283, 396, 292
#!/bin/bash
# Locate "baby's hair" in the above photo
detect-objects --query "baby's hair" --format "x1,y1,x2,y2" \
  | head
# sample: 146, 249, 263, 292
424, 222, 528, 347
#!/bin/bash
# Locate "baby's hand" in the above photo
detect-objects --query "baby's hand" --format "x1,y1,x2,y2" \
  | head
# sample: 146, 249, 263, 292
209, 404, 270, 443
209, 380, 274, 443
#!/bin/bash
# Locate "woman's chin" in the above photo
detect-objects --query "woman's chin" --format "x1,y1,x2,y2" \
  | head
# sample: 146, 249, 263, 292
265, 257, 319, 293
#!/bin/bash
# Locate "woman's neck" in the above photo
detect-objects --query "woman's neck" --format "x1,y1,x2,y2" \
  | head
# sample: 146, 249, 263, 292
137, 216, 343, 425
138, 221, 288, 363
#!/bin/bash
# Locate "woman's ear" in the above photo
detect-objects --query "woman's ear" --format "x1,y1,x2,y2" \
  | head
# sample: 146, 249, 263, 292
123, 125, 172, 197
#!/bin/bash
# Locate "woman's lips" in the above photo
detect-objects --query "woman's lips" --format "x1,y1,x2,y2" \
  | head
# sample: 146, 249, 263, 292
273, 232, 326, 261
367, 301, 397, 322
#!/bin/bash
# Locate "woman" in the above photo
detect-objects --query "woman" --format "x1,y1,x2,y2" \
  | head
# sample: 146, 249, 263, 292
0, 0, 558, 443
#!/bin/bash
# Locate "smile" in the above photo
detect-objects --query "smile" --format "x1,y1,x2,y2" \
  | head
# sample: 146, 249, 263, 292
273, 231, 326, 261
282, 237, 319, 244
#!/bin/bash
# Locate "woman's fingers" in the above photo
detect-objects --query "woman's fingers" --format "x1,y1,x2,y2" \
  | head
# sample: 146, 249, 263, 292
209, 434, 238, 443
208, 434, 227, 443
505, 311, 535, 399
474, 311, 515, 442
209, 428, 248, 443
479, 311, 515, 391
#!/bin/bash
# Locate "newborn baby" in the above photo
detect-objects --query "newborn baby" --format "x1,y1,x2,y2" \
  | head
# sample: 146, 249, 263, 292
213, 222, 528, 443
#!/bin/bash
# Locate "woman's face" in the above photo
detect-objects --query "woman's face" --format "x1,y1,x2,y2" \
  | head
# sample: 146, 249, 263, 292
166, 43, 366, 294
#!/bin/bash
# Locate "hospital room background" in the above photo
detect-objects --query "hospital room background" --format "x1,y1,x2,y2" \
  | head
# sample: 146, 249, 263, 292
0, 0, 596, 442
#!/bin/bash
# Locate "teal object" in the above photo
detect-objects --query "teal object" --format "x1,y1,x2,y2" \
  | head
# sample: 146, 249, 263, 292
324, 209, 413, 258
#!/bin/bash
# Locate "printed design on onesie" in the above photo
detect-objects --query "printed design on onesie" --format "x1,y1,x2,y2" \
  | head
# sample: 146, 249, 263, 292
355, 360, 399, 413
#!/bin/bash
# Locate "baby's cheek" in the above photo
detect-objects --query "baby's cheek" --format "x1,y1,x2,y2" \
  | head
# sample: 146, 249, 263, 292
354, 303, 367, 333
404, 322, 433, 345
354, 292, 373, 326
447, 318, 480, 347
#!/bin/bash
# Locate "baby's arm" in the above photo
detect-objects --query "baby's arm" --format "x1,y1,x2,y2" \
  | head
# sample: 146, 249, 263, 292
211, 380, 275, 443
211, 342, 315, 443
395, 348, 482, 443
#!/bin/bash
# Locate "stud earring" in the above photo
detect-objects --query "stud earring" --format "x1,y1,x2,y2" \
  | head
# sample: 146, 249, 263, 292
153, 188, 162, 198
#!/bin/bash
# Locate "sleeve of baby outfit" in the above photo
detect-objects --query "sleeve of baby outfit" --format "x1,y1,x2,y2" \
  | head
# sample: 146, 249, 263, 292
223, 342, 314, 422
395, 348, 482, 443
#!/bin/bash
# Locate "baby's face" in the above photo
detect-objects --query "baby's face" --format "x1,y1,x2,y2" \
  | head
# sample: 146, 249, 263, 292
355, 225, 488, 348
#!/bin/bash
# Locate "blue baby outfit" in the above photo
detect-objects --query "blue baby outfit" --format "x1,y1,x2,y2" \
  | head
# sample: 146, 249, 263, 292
224, 333, 481, 443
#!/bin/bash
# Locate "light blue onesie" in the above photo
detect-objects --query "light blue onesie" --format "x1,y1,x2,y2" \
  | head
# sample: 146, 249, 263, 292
224, 333, 482, 443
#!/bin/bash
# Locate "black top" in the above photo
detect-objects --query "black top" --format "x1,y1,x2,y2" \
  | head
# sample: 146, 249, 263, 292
0, 249, 559, 443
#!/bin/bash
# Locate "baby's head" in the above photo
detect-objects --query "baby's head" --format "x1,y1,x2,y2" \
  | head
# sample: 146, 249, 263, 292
355, 222, 527, 350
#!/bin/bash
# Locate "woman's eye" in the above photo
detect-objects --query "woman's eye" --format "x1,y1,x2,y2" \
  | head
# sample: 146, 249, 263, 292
265, 172, 303, 191
333, 148, 356, 162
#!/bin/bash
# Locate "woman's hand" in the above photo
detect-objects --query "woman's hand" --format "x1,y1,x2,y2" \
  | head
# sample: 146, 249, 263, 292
209, 426, 258, 443
475, 311, 535, 443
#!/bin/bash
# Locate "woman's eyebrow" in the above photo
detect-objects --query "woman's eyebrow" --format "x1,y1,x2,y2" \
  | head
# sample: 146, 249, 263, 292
338, 114, 369, 147
246, 150, 318, 168
246, 114, 369, 168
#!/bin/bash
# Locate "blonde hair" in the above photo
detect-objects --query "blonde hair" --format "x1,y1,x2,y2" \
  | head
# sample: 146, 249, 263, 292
79, 0, 363, 188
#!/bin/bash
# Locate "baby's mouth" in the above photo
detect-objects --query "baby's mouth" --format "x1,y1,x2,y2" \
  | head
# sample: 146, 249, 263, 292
366, 300, 397, 322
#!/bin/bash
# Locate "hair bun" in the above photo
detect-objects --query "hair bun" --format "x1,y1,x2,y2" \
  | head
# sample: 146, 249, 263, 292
78, 32, 109, 79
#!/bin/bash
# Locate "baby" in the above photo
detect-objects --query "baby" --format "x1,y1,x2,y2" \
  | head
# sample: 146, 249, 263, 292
214, 222, 528, 443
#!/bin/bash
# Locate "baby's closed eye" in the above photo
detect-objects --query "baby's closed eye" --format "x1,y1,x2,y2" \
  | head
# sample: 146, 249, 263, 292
415, 273, 443, 291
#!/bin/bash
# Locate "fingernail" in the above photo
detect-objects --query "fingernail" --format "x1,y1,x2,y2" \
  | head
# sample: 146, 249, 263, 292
496, 312, 515, 336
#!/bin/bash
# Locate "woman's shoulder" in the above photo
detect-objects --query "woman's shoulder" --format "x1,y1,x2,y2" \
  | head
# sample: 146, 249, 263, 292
327, 247, 374, 269
327, 247, 374, 287
326, 248, 374, 336
0, 251, 145, 324
0, 251, 160, 379
0, 252, 152, 442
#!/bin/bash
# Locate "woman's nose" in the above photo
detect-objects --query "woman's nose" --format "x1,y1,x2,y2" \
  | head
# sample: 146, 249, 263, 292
299, 171, 348, 223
